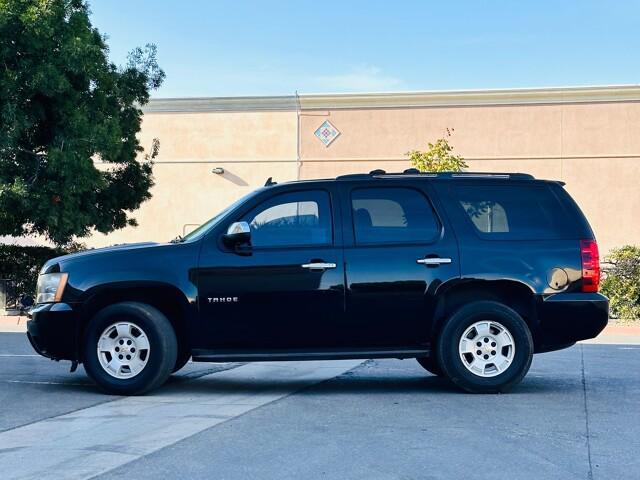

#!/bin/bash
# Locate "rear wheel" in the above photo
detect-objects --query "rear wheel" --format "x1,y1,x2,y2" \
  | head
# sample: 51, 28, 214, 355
437, 301, 533, 393
83, 302, 177, 395
416, 356, 443, 376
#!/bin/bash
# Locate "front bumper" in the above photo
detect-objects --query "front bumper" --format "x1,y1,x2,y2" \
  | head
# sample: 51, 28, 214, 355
534, 292, 609, 352
27, 302, 78, 360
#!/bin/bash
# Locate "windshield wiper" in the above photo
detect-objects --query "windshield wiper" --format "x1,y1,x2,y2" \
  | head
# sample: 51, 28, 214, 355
170, 235, 184, 243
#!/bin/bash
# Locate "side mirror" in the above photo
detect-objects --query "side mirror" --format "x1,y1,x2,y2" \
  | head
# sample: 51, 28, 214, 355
223, 221, 251, 248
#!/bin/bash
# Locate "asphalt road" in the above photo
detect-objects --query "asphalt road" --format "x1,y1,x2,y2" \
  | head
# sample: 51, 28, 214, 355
1, 332, 639, 480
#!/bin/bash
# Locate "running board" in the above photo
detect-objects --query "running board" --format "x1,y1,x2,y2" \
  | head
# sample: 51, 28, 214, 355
191, 347, 430, 363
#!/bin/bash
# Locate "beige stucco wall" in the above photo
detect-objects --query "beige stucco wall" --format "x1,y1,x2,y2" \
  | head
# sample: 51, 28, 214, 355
299, 101, 640, 254
88, 111, 299, 247
84, 87, 640, 255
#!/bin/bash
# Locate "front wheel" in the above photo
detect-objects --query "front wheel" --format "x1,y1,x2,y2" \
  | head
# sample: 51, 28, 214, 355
83, 302, 177, 395
436, 301, 533, 394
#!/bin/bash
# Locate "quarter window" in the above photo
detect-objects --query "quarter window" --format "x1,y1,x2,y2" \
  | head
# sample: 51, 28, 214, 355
454, 184, 573, 240
351, 187, 440, 244
243, 190, 332, 247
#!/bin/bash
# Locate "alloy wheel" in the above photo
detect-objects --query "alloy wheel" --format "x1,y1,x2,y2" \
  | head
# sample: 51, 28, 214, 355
97, 322, 151, 379
458, 320, 515, 378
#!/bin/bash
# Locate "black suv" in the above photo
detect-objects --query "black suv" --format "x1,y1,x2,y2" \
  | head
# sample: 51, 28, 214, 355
27, 171, 608, 395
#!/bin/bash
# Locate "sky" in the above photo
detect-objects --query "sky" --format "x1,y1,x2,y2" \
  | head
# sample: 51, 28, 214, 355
89, 0, 640, 98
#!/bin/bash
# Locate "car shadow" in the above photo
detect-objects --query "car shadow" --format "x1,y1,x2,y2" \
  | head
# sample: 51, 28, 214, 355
159, 368, 576, 397
159, 372, 459, 396
10, 359, 588, 397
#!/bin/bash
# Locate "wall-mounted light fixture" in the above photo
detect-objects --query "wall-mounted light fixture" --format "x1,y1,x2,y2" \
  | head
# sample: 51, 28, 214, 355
211, 167, 225, 175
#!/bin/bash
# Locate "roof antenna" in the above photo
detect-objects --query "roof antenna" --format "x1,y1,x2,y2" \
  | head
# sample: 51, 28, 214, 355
264, 177, 277, 186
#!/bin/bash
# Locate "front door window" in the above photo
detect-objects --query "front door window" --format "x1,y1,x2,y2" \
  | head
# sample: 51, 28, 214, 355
243, 190, 332, 248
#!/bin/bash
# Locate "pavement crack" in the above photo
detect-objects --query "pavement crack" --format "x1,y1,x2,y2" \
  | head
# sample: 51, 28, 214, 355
581, 344, 594, 480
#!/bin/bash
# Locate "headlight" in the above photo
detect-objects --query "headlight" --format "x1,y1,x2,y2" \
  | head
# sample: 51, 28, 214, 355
36, 273, 68, 304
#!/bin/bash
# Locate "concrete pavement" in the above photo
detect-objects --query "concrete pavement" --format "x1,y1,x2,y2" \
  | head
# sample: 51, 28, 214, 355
0, 335, 361, 479
99, 344, 640, 480
0, 332, 639, 479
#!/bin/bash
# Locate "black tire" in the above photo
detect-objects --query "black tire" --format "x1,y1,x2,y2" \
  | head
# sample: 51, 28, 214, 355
436, 301, 533, 394
172, 349, 191, 374
416, 356, 443, 376
83, 302, 178, 395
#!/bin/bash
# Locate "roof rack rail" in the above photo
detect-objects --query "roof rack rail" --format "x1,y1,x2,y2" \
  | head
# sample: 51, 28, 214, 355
335, 173, 374, 181
336, 171, 535, 181
448, 172, 535, 179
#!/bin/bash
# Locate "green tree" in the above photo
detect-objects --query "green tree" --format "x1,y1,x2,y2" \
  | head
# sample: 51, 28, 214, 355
0, 0, 164, 246
601, 245, 640, 320
406, 129, 467, 173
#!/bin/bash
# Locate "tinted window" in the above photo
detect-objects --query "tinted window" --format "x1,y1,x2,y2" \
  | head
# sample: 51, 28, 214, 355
454, 184, 573, 240
351, 187, 440, 244
243, 190, 332, 247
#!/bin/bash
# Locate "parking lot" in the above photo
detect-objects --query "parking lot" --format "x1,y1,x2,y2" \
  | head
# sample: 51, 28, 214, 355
0, 331, 638, 480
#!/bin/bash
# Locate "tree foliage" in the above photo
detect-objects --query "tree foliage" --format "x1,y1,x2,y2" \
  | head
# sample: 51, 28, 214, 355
0, 0, 164, 246
406, 129, 467, 173
0, 244, 79, 300
601, 245, 640, 320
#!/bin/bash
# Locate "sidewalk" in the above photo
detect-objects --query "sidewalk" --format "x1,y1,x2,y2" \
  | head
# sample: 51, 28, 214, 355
1, 314, 639, 343
584, 322, 640, 345
0, 315, 28, 333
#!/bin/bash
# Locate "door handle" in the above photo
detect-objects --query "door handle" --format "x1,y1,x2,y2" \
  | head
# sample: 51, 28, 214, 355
417, 257, 452, 266
301, 262, 337, 271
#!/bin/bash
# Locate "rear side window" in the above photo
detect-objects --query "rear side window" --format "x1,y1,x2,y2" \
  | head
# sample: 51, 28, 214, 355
453, 184, 574, 240
351, 187, 440, 244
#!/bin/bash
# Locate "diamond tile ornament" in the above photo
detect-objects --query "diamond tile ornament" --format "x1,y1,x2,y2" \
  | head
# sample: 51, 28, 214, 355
314, 120, 340, 147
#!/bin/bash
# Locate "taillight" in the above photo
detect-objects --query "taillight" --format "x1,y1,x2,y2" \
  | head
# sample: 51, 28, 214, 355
580, 239, 600, 292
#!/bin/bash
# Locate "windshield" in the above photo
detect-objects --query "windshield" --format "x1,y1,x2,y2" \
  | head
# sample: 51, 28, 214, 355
177, 189, 262, 242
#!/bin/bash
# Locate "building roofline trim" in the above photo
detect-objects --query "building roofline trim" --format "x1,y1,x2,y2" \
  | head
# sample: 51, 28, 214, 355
299, 84, 640, 109
143, 85, 640, 113
143, 95, 298, 113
